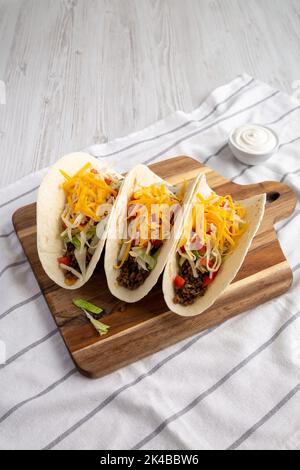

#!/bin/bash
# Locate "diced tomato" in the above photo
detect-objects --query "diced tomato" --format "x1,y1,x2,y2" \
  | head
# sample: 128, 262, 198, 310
104, 177, 112, 185
79, 217, 90, 230
180, 245, 186, 253
151, 239, 163, 248
174, 275, 185, 289
91, 168, 98, 174
203, 270, 219, 286
199, 246, 206, 256
57, 256, 71, 266
201, 257, 215, 268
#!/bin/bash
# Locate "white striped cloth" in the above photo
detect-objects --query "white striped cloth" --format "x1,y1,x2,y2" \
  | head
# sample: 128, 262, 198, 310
0, 74, 300, 450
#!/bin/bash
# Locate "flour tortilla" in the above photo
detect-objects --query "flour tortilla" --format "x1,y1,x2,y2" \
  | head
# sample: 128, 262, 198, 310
37, 152, 122, 289
104, 164, 197, 303
163, 174, 266, 316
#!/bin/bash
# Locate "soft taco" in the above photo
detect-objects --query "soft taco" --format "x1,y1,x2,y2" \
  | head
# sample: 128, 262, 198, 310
37, 152, 123, 289
105, 164, 194, 303
163, 174, 266, 316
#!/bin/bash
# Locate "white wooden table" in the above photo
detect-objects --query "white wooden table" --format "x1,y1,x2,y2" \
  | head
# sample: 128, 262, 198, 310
0, 0, 300, 187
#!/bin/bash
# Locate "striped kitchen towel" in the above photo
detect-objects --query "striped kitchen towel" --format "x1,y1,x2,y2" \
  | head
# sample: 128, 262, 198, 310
0, 74, 300, 450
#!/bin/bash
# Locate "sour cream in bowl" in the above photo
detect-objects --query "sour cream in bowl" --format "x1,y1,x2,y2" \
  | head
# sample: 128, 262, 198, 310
229, 124, 279, 165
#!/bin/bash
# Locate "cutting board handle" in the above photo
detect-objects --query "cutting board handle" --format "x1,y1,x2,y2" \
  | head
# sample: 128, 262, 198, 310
244, 180, 297, 225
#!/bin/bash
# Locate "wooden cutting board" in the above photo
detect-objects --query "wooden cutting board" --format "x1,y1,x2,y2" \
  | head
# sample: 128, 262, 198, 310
12, 157, 296, 378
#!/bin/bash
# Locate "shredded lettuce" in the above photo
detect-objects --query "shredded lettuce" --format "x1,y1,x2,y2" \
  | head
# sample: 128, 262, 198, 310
73, 298, 103, 314
86, 225, 97, 240
74, 247, 87, 278
72, 299, 108, 336
129, 247, 156, 271
84, 311, 109, 336
179, 255, 186, 267
59, 263, 82, 279
71, 236, 81, 250
152, 247, 161, 261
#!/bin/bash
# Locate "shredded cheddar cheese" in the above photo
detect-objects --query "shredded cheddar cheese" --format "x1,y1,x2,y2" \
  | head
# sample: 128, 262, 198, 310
114, 182, 183, 271
60, 163, 116, 222
129, 184, 180, 210
179, 192, 248, 253
127, 183, 181, 246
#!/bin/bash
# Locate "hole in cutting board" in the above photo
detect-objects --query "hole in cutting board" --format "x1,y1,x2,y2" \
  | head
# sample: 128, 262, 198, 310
266, 191, 280, 203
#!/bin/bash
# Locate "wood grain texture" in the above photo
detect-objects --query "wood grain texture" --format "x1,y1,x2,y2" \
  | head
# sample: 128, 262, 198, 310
12, 156, 297, 378
1, 0, 300, 186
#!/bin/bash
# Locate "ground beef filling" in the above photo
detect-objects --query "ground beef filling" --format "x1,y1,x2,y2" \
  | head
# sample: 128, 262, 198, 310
63, 242, 93, 282
117, 256, 151, 290
174, 260, 207, 305
65, 243, 80, 271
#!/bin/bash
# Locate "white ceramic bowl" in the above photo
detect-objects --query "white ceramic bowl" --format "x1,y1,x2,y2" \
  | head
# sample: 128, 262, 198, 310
228, 124, 279, 166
